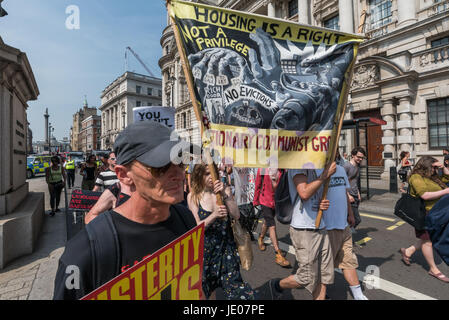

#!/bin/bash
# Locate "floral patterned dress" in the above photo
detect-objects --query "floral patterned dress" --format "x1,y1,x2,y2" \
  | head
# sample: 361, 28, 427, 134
198, 204, 256, 300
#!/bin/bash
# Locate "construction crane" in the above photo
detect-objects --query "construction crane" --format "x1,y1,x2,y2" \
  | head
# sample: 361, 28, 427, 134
125, 46, 155, 77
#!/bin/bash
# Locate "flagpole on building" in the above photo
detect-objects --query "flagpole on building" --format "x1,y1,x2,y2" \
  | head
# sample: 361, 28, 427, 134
166, 0, 224, 206
314, 66, 356, 229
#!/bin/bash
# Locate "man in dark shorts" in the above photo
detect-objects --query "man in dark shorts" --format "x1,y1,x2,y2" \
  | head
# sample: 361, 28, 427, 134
54, 121, 195, 299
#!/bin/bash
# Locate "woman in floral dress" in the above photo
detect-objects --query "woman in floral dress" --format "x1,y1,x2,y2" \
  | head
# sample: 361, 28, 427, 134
187, 162, 256, 300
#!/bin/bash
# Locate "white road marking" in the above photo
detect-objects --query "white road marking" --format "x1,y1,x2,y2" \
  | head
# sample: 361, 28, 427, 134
253, 232, 438, 300
347, 269, 437, 300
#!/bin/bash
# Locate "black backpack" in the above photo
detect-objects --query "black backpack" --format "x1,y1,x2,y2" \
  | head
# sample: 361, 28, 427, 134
85, 205, 193, 290
274, 170, 298, 224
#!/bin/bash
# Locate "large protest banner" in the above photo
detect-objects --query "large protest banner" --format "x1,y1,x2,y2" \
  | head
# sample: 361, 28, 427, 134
168, 0, 364, 169
81, 224, 205, 300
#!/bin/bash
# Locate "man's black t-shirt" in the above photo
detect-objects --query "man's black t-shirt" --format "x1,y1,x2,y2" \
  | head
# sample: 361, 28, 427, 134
53, 205, 197, 300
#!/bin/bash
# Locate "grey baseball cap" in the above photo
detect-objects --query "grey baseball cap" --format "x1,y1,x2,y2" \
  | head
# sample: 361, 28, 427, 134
114, 121, 193, 168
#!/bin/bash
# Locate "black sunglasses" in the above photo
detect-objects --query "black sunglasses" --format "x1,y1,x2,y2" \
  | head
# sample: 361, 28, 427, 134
136, 161, 185, 177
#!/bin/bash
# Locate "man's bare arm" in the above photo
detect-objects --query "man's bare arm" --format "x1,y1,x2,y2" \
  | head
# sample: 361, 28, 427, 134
84, 189, 116, 224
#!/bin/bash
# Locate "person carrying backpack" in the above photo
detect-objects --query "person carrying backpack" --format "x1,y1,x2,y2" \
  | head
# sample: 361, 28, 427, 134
53, 121, 196, 300
253, 168, 290, 267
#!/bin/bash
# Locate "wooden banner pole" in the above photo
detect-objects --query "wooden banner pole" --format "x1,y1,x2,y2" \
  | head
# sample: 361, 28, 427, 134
166, 0, 224, 207
314, 66, 356, 229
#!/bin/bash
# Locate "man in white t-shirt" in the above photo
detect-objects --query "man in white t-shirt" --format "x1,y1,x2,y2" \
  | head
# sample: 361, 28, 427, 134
269, 162, 336, 300
324, 165, 368, 300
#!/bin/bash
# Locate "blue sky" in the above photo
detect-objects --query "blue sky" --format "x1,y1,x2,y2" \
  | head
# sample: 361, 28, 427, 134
0, 0, 167, 141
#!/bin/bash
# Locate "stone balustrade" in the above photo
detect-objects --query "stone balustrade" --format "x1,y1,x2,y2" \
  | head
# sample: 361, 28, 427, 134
412, 43, 449, 71
428, 0, 449, 17
365, 20, 396, 40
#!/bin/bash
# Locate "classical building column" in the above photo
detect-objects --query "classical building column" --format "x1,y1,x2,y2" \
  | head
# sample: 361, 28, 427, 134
298, 0, 310, 25
110, 108, 113, 132
397, 0, 417, 27
396, 97, 415, 157
339, 0, 354, 33
110, 106, 114, 132
380, 98, 397, 180
267, 0, 276, 17
115, 105, 118, 131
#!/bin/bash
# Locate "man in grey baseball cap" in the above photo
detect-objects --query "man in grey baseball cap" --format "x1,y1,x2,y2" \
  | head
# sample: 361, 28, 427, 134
54, 121, 198, 299
114, 121, 192, 168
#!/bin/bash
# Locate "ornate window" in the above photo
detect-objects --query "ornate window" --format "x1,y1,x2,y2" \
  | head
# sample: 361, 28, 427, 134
288, 0, 298, 18
428, 98, 449, 149
324, 15, 339, 31
368, 0, 392, 30
182, 112, 187, 129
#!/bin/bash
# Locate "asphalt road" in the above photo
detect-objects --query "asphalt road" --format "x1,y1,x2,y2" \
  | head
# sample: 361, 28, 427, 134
240, 211, 449, 300
27, 172, 449, 300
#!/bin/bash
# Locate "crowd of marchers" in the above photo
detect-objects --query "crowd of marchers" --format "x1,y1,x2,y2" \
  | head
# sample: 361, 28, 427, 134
47, 121, 449, 300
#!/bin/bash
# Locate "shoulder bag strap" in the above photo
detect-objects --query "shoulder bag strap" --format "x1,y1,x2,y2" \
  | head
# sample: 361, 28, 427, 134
85, 211, 121, 289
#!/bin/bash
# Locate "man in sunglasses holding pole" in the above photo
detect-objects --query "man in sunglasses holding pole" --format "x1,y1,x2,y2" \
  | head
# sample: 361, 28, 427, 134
53, 121, 196, 299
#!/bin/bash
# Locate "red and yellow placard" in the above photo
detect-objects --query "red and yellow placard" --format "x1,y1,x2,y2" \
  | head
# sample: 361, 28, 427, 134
81, 224, 205, 300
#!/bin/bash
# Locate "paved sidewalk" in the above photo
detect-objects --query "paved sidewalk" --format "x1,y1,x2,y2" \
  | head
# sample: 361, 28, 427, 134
0, 177, 67, 300
359, 178, 402, 217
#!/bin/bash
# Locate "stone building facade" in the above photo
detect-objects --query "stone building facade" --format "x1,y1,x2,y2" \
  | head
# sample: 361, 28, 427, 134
160, 0, 449, 179
69, 99, 98, 152
79, 115, 101, 153
159, 19, 201, 144
99, 72, 162, 150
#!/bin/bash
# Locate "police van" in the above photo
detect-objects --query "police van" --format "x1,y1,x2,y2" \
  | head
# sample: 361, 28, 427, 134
26, 155, 52, 179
